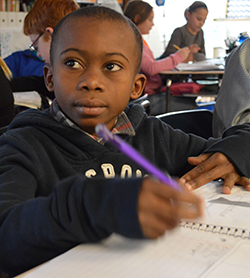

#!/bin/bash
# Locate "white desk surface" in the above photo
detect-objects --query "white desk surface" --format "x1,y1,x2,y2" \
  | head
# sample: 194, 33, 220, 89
161, 70, 224, 75
15, 182, 250, 278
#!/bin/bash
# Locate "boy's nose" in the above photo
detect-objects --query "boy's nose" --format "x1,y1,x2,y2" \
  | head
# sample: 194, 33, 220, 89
78, 70, 104, 92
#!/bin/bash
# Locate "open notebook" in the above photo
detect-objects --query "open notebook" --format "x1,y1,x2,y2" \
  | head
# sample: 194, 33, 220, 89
13, 91, 42, 109
20, 181, 250, 278
175, 59, 225, 71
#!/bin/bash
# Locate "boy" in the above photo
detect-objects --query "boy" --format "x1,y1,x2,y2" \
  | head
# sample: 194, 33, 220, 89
0, 6, 250, 277
23, 0, 80, 64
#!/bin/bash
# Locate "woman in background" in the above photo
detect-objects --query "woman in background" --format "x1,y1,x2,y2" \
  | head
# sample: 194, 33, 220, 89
159, 1, 208, 62
124, 0, 190, 115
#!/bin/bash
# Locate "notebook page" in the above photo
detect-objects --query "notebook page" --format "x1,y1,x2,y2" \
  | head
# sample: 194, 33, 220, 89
192, 181, 250, 230
22, 229, 242, 278
13, 91, 42, 109
202, 241, 250, 278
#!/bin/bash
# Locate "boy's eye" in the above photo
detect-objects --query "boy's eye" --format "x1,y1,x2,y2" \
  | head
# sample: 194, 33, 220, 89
65, 60, 82, 69
105, 63, 121, 72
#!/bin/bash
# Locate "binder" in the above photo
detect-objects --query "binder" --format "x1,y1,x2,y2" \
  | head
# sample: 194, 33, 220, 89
15, 11, 26, 27
0, 11, 8, 27
7, 11, 16, 27
0, 0, 6, 12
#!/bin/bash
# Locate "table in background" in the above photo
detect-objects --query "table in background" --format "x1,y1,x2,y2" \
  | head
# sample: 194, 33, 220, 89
160, 69, 224, 112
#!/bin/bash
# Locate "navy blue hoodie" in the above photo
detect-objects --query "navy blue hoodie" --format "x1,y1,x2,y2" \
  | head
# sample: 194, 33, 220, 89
0, 104, 250, 276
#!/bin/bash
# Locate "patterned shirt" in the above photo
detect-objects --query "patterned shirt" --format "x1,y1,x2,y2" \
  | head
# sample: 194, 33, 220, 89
49, 99, 135, 142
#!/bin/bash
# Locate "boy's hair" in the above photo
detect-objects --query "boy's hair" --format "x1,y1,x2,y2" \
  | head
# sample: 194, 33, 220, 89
23, 0, 80, 36
184, 1, 208, 19
123, 0, 153, 26
50, 6, 143, 73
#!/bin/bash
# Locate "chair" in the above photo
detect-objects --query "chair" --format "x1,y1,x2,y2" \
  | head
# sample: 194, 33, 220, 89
156, 109, 213, 139
129, 94, 151, 115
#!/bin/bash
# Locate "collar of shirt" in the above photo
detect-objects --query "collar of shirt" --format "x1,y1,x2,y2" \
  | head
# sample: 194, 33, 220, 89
49, 99, 135, 142
142, 38, 150, 49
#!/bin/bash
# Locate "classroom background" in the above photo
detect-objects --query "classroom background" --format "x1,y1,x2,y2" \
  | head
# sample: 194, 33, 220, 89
1, 0, 250, 59
140, 0, 250, 59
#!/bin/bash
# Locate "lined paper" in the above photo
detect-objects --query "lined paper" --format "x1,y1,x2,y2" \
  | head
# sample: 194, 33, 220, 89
23, 229, 244, 278
20, 181, 250, 277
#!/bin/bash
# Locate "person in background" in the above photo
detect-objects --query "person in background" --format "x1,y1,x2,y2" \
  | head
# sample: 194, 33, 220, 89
124, 0, 190, 115
158, 1, 208, 62
23, 0, 80, 65
0, 58, 14, 128
8, 0, 80, 108
4, 49, 45, 78
213, 38, 250, 137
1, 6, 250, 277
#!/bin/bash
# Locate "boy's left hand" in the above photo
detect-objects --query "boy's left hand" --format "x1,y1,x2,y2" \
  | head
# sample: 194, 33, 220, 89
179, 152, 250, 194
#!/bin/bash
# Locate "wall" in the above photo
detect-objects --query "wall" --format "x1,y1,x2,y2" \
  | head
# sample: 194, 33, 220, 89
143, 0, 250, 58
2, 1, 250, 59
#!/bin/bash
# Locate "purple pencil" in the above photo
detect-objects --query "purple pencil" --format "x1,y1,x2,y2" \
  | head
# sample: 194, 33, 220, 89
95, 123, 181, 191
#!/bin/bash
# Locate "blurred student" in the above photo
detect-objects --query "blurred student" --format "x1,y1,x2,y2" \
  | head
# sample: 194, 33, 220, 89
8, 0, 80, 107
124, 0, 190, 115
2, 6, 250, 276
159, 1, 208, 62
0, 58, 14, 128
213, 38, 250, 137
4, 49, 45, 78
23, 0, 79, 64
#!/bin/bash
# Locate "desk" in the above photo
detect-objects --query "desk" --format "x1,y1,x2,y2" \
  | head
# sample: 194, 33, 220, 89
160, 69, 224, 112
15, 181, 250, 278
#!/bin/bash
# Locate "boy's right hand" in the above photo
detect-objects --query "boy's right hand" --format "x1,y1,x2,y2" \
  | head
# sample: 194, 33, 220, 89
138, 177, 204, 239
178, 47, 191, 61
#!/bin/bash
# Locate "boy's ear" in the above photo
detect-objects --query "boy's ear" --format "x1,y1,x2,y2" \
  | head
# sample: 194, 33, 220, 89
43, 64, 54, 92
130, 73, 147, 100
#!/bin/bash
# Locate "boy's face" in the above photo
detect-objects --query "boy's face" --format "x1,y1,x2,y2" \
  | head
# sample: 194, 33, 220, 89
44, 18, 146, 135
29, 33, 51, 64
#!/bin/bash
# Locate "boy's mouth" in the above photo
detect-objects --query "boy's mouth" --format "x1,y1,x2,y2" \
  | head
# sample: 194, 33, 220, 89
75, 99, 107, 116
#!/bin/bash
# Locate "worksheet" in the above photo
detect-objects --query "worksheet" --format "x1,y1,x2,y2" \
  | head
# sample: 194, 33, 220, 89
193, 181, 250, 230
20, 181, 250, 278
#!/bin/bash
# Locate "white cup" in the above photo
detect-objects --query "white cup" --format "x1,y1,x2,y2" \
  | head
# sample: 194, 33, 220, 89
213, 47, 225, 59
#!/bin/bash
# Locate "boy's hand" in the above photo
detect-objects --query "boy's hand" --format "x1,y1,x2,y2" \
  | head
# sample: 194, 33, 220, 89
189, 44, 201, 53
138, 178, 204, 239
180, 152, 250, 194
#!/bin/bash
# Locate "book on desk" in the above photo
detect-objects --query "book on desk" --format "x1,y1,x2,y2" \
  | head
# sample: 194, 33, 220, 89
175, 59, 225, 72
18, 181, 250, 278
160, 59, 225, 112
13, 91, 42, 109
